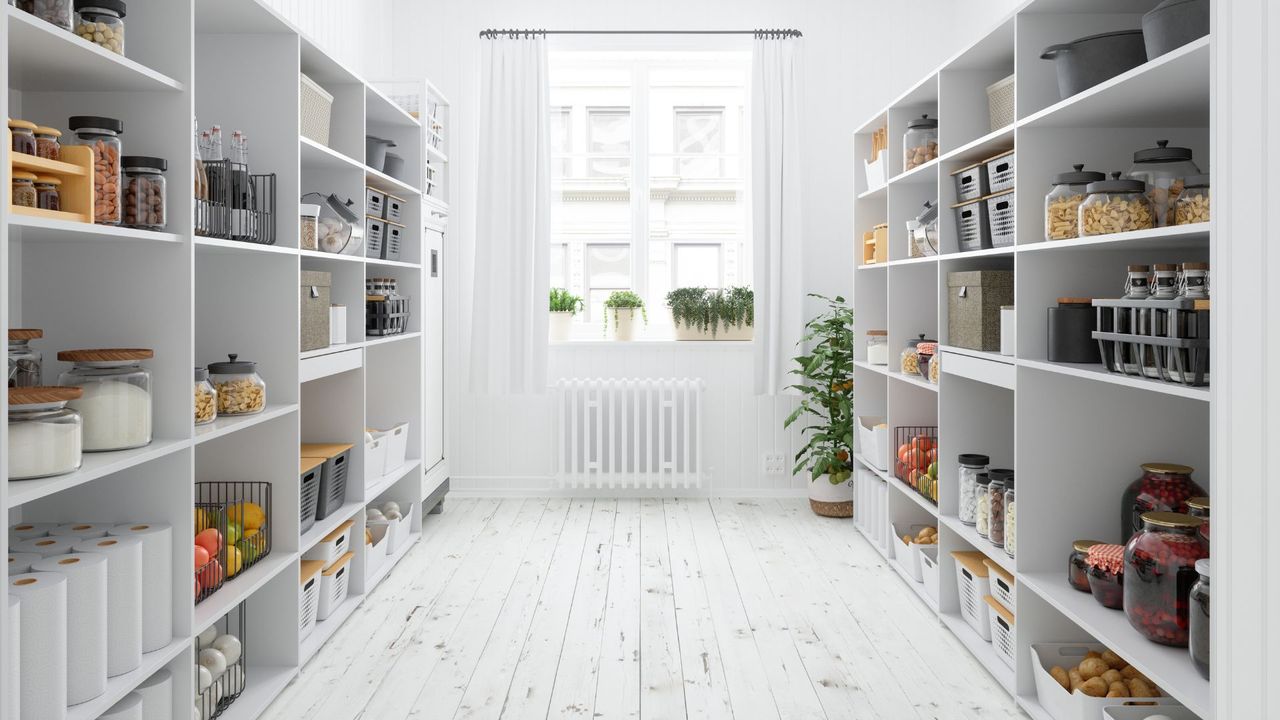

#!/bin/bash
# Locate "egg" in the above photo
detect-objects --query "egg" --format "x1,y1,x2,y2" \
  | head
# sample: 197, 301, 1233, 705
197, 664, 212, 693
197, 625, 217, 649
380, 501, 400, 515
385, 510, 402, 521
198, 647, 227, 678
212, 634, 242, 666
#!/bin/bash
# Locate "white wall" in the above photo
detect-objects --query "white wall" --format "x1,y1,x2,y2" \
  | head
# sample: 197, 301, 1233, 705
257, 0, 388, 78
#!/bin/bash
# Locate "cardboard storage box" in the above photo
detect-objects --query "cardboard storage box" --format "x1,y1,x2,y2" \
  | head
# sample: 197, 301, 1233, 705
300, 270, 332, 352
947, 270, 1013, 352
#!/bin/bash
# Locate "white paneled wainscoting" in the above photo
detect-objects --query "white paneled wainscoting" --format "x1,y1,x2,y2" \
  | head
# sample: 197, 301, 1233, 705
451, 344, 809, 496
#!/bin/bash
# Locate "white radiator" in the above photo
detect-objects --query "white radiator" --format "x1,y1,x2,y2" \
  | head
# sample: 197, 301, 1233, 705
553, 379, 704, 490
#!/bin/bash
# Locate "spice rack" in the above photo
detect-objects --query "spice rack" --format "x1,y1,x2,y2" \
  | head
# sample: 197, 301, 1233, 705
6, 131, 95, 223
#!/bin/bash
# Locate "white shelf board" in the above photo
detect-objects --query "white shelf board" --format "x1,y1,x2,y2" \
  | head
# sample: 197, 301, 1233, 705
214, 664, 299, 720
944, 245, 1014, 259
938, 125, 1014, 166
886, 473, 940, 517
1019, 572, 1212, 718
300, 593, 363, 665
195, 404, 298, 445
65, 637, 188, 720
299, 136, 365, 173
1018, 358, 1210, 402
853, 360, 889, 376
940, 612, 1015, 695
940, 346, 1016, 391
195, 236, 299, 256
425, 144, 449, 163
1017, 223, 1210, 253
364, 332, 422, 349
194, 552, 295, 634
887, 158, 938, 186
422, 195, 449, 215
940, 514, 1015, 575
366, 530, 420, 593
888, 370, 938, 393
300, 341, 365, 360
888, 554, 938, 612
367, 458, 422, 501
853, 453, 891, 482
889, 255, 939, 267
366, 84, 422, 128
856, 262, 888, 272
1019, 37, 1209, 129
7, 438, 190, 508
366, 257, 422, 270
301, 500, 363, 552
856, 183, 886, 201
298, 248, 364, 265
365, 166, 422, 197
6, 5, 184, 92
300, 346, 363, 383
8, 214, 184, 245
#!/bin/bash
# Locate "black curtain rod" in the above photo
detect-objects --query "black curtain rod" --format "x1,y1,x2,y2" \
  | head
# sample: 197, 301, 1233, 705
478, 28, 802, 39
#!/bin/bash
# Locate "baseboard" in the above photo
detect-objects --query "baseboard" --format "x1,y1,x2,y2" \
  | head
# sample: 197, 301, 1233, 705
448, 475, 809, 499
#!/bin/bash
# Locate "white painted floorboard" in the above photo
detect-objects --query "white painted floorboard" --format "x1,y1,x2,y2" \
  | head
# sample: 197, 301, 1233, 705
267, 498, 1026, 720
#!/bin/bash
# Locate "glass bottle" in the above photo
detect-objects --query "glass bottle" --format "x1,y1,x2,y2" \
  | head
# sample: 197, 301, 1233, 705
34, 175, 61, 212
903, 115, 939, 171
8, 386, 83, 480
1179, 262, 1209, 299
1124, 264, 1151, 299
122, 155, 167, 230
1079, 172, 1154, 236
34, 126, 62, 160
1045, 164, 1104, 240
1189, 559, 1210, 679
1124, 511, 1208, 646
987, 471, 1008, 548
1186, 496, 1210, 549
975, 473, 992, 539
1085, 543, 1125, 609
900, 334, 931, 376
1176, 174, 1210, 225
1121, 462, 1206, 540
57, 348, 153, 452
1129, 139, 1201, 227
207, 354, 266, 416
1151, 263, 1180, 300
194, 367, 217, 427
69, 115, 125, 226
9, 119, 37, 155
1069, 539, 1103, 593
865, 330, 888, 366
30, 0, 73, 29
957, 453, 989, 525
73, 0, 126, 55
8, 329, 44, 388
11, 171, 37, 208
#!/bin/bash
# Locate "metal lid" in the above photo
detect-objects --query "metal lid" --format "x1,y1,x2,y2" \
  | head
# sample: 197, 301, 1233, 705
1141, 511, 1203, 529
905, 333, 934, 349
1142, 462, 1194, 474
1086, 172, 1145, 194
1185, 496, 1210, 511
57, 348, 153, 362
1072, 538, 1104, 553
1195, 558, 1210, 578
1184, 173, 1210, 188
8, 329, 43, 341
1052, 164, 1105, 186
121, 156, 167, 171
1134, 139, 1193, 163
207, 353, 257, 374
915, 200, 938, 224
68, 115, 124, 133
74, 0, 126, 15
958, 454, 989, 467
1041, 29, 1144, 59
10, 386, 82, 405
194, 367, 209, 382
906, 114, 937, 130
989, 468, 1014, 483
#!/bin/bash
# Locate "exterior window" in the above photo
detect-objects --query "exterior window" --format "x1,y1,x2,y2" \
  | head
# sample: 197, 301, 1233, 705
550, 243, 568, 291
673, 244, 722, 288
674, 109, 724, 178
585, 244, 631, 321
587, 108, 631, 178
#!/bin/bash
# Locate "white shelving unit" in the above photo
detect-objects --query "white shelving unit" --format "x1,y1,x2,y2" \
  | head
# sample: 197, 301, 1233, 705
852, 2, 1213, 720
2, 0, 449, 717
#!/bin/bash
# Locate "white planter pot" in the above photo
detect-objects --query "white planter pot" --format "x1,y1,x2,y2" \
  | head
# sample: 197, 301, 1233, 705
610, 308, 640, 341
549, 311, 574, 343
671, 311, 754, 341
809, 473, 854, 518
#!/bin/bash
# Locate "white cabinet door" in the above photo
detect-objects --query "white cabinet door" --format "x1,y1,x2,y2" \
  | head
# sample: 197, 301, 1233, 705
424, 226, 445, 469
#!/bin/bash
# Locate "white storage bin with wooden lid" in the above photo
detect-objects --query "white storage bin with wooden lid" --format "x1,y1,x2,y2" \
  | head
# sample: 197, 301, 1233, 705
317, 551, 354, 621
303, 519, 353, 568
984, 595, 1015, 669
983, 558, 1015, 613
299, 560, 324, 640
952, 551, 992, 640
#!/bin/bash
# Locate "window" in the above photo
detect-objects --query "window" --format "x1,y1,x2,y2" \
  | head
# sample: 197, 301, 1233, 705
549, 50, 750, 340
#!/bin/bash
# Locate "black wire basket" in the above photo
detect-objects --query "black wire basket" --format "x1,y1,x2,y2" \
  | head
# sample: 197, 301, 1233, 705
893, 425, 939, 505
196, 160, 277, 245
197, 602, 247, 720
195, 482, 272, 591
195, 502, 227, 605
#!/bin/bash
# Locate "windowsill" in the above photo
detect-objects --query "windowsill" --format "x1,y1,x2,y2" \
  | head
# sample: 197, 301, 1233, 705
551, 339, 753, 349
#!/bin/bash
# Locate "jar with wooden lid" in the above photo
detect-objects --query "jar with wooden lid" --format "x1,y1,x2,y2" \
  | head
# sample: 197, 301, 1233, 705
1151, 263, 1180, 300
8, 386, 83, 480
34, 126, 62, 160
1124, 511, 1208, 646
1080, 172, 1154, 236
1176, 174, 1210, 225
1069, 539, 1104, 593
865, 330, 888, 366
1121, 462, 1205, 540
11, 171, 37, 208
1180, 262, 1209, 299
207, 354, 266, 416
8, 329, 44, 388
1044, 164, 1104, 240
34, 175, 61, 212
57, 348, 153, 452
1123, 265, 1151, 299
9, 119, 37, 155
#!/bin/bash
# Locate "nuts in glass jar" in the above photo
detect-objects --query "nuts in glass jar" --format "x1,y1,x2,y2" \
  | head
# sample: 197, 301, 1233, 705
216, 378, 264, 415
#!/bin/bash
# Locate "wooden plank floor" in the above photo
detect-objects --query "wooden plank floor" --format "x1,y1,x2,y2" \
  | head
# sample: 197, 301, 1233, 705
267, 498, 1026, 720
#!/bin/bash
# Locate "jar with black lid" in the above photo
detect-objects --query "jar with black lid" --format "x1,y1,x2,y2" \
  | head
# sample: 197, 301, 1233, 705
1189, 559, 1209, 679
1080, 172, 1154, 236
1045, 164, 1104, 240
74, 0, 126, 55
958, 454, 989, 525
903, 115, 938, 171
1069, 539, 1104, 593
122, 155, 166, 230
70, 115, 124, 226
1047, 297, 1099, 363
987, 470, 1010, 548
1130, 139, 1200, 227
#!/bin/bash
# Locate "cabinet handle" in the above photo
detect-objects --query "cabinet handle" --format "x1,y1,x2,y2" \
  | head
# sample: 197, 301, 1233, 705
431, 249, 439, 277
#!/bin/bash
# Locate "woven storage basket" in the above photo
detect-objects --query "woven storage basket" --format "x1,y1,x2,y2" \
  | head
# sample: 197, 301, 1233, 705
987, 73, 1015, 131
300, 73, 334, 146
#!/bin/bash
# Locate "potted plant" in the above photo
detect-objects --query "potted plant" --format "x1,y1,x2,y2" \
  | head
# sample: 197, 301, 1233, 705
784, 294, 855, 517
603, 290, 646, 341
549, 288, 584, 343
667, 286, 754, 341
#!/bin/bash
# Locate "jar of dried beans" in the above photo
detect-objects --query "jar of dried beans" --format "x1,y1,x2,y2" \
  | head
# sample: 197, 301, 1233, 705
70, 115, 124, 226
1121, 462, 1206, 540
1044, 164, 1103, 241
122, 155, 166, 230
1123, 511, 1208, 647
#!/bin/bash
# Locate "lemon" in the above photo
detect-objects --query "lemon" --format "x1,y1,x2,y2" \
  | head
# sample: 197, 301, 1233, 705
228, 502, 265, 531
225, 546, 243, 578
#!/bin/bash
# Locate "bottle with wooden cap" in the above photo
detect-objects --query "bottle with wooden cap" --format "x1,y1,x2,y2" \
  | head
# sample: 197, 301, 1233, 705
1180, 262, 1209, 299
1124, 264, 1151, 299
1151, 263, 1180, 299
8, 386, 84, 480
57, 348, 153, 451
8, 328, 44, 387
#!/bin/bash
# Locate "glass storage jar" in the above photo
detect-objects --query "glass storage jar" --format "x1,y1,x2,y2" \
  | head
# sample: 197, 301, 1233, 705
987, 470, 1009, 548
57, 348, 153, 452
957, 454, 989, 525
9, 119, 37, 155
122, 155, 166, 230
1121, 462, 1206, 540
11, 171, 37, 208
1045, 164, 1104, 240
207, 354, 266, 416
900, 334, 932, 376
1124, 264, 1152, 299
1151, 263, 1180, 300
31, 0, 72, 29
8, 386, 83, 480
1180, 262, 1209, 300
975, 473, 992, 539
1186, 496, 1210, 548
1086, 543, 1125, 609
1080, 172, 1154, 236
1189, 559, 1209, 679
34, 126, 61, 160
1176, 174, 1210, 225
916, 341, 937, 380
34, 175, 61, 212
1123, 511, 1208, 647
194, 367, 217, 427
300, 203, 321, 251
74, 0, 125, 54
903, 115, 938, 171
865, 330, 888, 366
1130, 139, 1201, 227
8, 328, 44, 388
1003, 477, 1016, 559
70, 115, 124, 226
1069, 539, 1103, 593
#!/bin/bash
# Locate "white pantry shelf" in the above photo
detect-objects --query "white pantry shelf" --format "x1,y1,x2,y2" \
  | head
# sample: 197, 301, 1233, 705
887, 158, 939, 186
299, 135, 365, 173
367, 458, 422, 500
364, 331, 422, 349
194, 552, 296, 635
301, 500, 364, 553
66, 637, 190, 720
194, 236, 300, 256
7, 438, 190, 509
194, 404, 299, 445
1018, 358, 1210, 402
888, 370, 938, 392
366, 165, 422, 197
1017, 223, 1210, 253
299, 248, 366, 264
7, 213, 184, 245
940, 514, 1014, 575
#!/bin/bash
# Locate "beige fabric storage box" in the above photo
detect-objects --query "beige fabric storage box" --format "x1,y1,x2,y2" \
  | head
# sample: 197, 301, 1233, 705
947, 270, 1013, 352
301, 270, 332, 352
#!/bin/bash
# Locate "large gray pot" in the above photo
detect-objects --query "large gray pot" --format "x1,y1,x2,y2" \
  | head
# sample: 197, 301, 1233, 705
1041, 29, 1147, 100
1143, 0, 1210, 60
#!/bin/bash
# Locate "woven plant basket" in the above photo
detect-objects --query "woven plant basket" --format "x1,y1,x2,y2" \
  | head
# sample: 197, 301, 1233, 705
810, 499, 853, 518
809, 474, 854, 518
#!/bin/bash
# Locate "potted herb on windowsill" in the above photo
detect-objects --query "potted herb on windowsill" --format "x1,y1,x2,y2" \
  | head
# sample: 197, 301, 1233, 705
603, 290, 646, 341
549, 288, 584, 343
667, 286, 754, 341
784, 294, 855, 518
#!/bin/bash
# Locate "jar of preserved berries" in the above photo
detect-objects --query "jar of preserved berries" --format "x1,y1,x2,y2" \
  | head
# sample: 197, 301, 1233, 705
1189, 559, 1209, 679
1121, 462, 1206, 540
1123, 511, 1208, 647
1186, 496, 1210, 548
1003, 477, 1016, 559
33, 175, 61, 212
975, 473, 992, 538
1044, 164, 1104, 241
34, 126, 61, 160
987, 470, 1009, 548
1080, 172, 1154, 236
957, 454, 989, 525
916, 341, 937, 380
9, 118, 37, 155
1069, 539, 1103, 593
1086, 543, 1125, 609
11, 171, 37, 208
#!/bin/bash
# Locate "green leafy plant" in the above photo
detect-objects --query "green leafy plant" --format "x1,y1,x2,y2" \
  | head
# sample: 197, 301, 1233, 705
666, 286, 754, 337
783, 294, 854, 484
549, 288, 584, 314
603, 290, 647, 334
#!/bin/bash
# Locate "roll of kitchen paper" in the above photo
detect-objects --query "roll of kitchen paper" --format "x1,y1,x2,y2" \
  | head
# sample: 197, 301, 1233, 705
9, 572, 68, 720
109, 523, 172, 653
9, 552, 41, 575
32, 553, 108, 705
73, 536, 143, 678
15, 536, 80, 559
98, 692, 143, 720
135, 668, 172, 720
51, 522, 114, 540
10, 522, 56, 544
8, 595, 19, 720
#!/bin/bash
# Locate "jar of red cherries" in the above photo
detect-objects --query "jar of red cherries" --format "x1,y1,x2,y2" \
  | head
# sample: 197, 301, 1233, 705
1123, 511, 1208, 647
1186, 496, 1210, 549
1120, 462, 1206, 541
1086, 543, 1125, 610
1068, 539, 1103, 593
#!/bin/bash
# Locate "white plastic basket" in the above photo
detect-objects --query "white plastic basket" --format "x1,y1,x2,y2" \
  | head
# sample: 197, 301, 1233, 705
987, 73, 1015, 131
1032, 644, 1181, 720
364, 434, 387, 487
986, 150, 1016, 193
1102, 706, 1199, 720
984, 558, 1016, 614
317, 551, 353, 621
984, 595, 1016, 669
365, 522, 389, 580
952, 551, 992, 640
919, 546, 940, 605
300, 73, 334, 146
857, 416, 889, 471
987, 190, 1016, 248
299, 561, 322, 641
303, 519, 353, 568
388, 501, 415, 554
891, 523, 933, 582
863, 154, 886, 192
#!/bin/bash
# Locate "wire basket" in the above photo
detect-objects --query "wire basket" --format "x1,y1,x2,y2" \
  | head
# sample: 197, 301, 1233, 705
195, 482, 272, 589
893, 426, 939, 505
1093, 298, 1210, 386
195, 502, 227, 605
196, 160, 276, 245
197, 602, 247, 720
986, 190, 1016, 248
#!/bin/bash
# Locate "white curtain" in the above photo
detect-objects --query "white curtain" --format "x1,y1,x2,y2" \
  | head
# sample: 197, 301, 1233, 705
752, 36, 805, 395
469, 35, 551, 395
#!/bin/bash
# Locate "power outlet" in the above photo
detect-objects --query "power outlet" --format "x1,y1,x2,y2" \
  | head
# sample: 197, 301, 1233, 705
762, 453, 788, 475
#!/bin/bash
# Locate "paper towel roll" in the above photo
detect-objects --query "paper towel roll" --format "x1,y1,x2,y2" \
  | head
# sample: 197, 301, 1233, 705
15, 536, 79, 558
109, 523, 172, 653
7, 596, 19, 720
73, 536, 143, 678
99, 691, 143, 720
10, 572, 67, 720
9, 552, 41, 575
32, 553, 108, 705
135, 668, 172, 720
51, 522, 114, 540
9, 522, 55, 544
